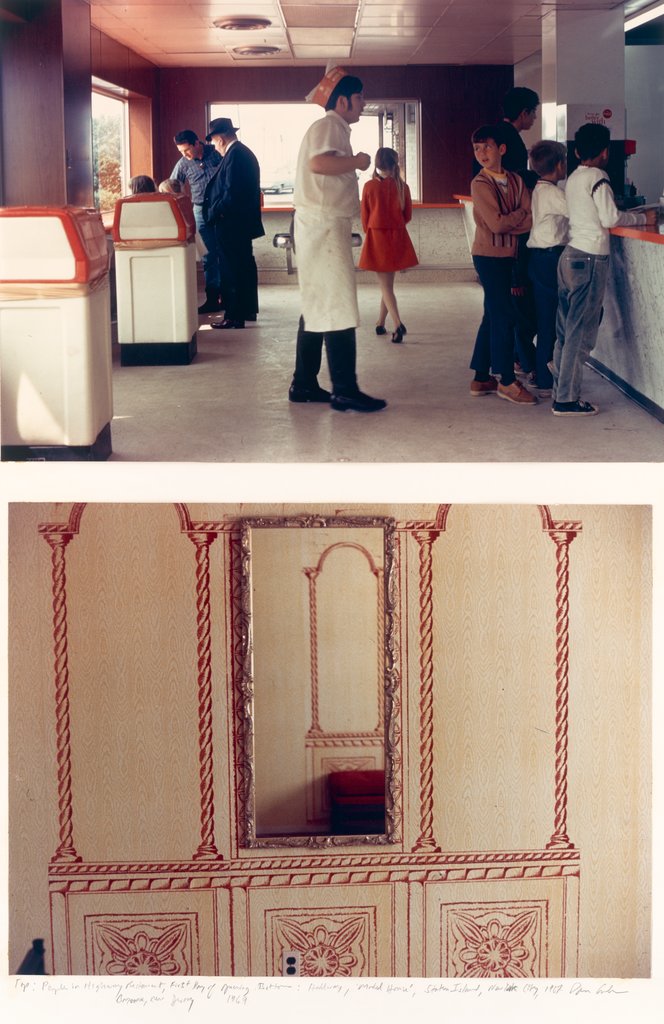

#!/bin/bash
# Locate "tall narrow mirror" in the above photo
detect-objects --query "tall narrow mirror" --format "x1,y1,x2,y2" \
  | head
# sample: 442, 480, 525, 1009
238, 515, 400, 847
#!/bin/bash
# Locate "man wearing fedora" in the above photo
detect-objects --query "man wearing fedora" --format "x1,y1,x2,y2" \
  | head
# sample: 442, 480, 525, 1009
171, 129, 223, 314
202, 117, 265, 330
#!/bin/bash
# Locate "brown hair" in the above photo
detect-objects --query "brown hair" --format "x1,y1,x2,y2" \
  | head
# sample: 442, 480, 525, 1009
129, 175, 156, 194
529, 139, 567, 177
373, 147, 405, 208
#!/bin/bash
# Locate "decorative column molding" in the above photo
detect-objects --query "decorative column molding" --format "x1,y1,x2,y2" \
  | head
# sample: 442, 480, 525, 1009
303, 567, 321, 733
411, 528, 443, 854
375, 566, 385, 732
187, 530, 224, 861
40, 505, 87, 865
539, 508, 583, 851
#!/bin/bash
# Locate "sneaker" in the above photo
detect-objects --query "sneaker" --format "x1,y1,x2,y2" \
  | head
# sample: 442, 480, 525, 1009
288, 383, 331, 403
470, 376, 498, 397
330, 390, 387, 412
497, 380, 538, 405
552, 400, 599, 416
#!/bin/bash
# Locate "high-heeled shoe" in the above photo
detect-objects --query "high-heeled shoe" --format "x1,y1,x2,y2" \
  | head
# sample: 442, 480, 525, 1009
391, 323, 407, 344
375, 325, 387, 336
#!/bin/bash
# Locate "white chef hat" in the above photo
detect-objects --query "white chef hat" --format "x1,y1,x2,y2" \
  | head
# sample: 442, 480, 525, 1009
305, 61, 351, 107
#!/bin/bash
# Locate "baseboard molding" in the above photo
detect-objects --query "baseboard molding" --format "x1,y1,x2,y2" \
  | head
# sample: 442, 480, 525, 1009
588, 357, 664, 423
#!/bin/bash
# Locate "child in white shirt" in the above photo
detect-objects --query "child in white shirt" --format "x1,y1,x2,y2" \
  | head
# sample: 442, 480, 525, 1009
552, 122, 656, 416
527, 140, 569, 393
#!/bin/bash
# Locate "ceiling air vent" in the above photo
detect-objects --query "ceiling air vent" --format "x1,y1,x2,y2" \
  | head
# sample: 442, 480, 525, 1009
232, 45, 281, 56
214, 17, 272, 31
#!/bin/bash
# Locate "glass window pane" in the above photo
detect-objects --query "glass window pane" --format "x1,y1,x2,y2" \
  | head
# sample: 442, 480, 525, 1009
92, 91, 128, 212
209, 101, 419, 206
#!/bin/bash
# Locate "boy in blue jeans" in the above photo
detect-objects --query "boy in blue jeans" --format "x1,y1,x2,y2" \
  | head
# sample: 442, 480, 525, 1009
553, 122, 656, 416
469, 124, 536, 406
526, 140, 569, 394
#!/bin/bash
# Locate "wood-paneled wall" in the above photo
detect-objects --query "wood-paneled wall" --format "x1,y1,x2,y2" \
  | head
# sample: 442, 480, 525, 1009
156, 64, 513, 202
1, 8, 508, 207
0, 0, 67, 205
90, 27, 160, 184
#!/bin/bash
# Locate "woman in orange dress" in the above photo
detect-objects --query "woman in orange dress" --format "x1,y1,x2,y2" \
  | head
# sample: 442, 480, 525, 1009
359, 148, 418, 343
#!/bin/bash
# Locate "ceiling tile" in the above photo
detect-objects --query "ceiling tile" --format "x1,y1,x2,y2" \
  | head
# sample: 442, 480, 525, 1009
292, 44, 353, 57
288, 28, 355, 44
281, 6, 357, 27
90, 0, 652, 69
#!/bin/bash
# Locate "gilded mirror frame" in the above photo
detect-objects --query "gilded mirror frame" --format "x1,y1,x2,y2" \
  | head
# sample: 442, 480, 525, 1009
237, 514, 401, 848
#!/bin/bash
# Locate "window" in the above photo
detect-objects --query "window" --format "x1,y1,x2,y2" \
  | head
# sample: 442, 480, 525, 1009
209, 101, 420, 206
92, 86, 129, 212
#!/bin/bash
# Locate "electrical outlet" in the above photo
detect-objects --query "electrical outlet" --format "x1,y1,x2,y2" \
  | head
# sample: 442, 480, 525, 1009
281, 950, 300, 977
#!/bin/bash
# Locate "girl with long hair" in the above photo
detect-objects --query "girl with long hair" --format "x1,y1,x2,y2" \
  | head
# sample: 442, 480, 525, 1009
358, 148, 418, 343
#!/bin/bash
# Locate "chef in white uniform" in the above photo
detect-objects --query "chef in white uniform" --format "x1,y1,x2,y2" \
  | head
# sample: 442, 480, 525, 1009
288, 66, 387, 413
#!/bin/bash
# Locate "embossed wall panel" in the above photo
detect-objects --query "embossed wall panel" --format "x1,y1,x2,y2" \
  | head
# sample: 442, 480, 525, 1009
8, 504, 60, 960
422, 876, 577, 978
63, 504, 201, 862
244, 883, 395, 977
561, 504, 651, 978
64, 887, 220, 975
426, 506, 557, 852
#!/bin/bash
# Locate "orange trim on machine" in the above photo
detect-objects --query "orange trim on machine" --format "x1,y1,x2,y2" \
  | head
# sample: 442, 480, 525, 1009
112, 192, 196, 243
0, 205, 110, 284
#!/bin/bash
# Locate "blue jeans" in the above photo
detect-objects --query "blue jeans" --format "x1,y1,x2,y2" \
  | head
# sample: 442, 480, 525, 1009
553, 246, 609, 403
470, 255, 517, 385
193, 204, 221, 292
528, 246, 564, 389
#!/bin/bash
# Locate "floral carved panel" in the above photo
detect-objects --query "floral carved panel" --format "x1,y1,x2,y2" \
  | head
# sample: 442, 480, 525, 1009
443, 902, 546, 978
85, 914, 198, 976
268, 909, 376, 977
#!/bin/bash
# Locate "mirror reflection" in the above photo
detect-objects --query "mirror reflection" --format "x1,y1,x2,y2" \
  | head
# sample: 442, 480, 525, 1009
239, 515, 399, 847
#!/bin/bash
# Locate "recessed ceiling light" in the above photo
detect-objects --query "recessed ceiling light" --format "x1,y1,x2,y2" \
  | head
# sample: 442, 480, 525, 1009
232, 45, 281, 55
214, 17, 272, 31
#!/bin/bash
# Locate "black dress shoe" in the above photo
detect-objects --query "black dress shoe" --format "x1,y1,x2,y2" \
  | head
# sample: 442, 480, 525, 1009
330, 390, 387, 413
375, 325, 387, 335
289, 383, 331, 403
391, 323, 406, 343
211, 318, 245, 330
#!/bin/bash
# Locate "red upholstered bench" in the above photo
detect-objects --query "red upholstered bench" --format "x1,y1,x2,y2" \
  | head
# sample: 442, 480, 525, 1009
328, 770, 385, 835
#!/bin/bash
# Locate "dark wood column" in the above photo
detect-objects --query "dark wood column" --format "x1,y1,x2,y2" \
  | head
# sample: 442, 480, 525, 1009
0, 0, 92, 206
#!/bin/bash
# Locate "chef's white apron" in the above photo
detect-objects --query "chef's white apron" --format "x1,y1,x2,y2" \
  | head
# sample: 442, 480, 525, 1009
294, 210, 360, 333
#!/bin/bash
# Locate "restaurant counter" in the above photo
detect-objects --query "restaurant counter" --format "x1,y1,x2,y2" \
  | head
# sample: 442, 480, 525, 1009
256, 203, 474, 281
591, 226, 664, 421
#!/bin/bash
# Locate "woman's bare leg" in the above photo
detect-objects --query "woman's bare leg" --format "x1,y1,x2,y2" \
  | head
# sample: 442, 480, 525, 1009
376, 271, 401, 328
376, 296, 388, 330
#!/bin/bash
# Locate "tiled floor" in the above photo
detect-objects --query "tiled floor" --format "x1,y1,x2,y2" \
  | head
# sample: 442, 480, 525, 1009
108, 280, 663, 463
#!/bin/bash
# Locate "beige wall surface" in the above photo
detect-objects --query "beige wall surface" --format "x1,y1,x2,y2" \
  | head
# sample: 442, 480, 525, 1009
8, 502, 650, 978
